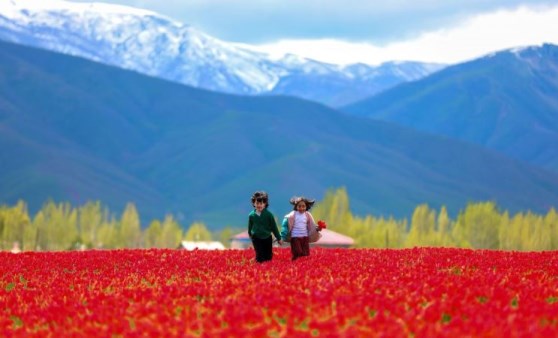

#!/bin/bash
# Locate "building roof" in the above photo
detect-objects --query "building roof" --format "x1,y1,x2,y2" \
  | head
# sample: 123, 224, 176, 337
315, 229, 354, 246
231, 231, 251, 240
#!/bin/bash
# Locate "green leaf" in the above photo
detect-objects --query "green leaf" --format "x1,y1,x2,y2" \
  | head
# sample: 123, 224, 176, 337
10, 315, 23, 329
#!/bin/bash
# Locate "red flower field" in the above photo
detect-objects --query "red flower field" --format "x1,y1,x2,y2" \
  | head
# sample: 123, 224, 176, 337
1, 247, 558, 337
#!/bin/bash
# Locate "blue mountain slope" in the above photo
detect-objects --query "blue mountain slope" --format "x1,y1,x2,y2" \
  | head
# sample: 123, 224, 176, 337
1, 40, 557, 228
344, 44, 558, 171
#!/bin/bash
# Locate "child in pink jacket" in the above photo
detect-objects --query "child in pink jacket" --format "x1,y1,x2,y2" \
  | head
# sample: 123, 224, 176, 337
283, 196, 320, 260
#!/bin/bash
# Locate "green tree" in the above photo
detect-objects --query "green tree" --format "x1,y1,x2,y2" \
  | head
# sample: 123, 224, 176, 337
217, 226, 237, 248
366, 216, 405, 248
525, 212, 549, 251
437, 206, 454, 247
0, 206, 5, 250
184, 222, 212, 241
453, 202, 500, 249
97, 217, 119, 249
545, 208, 558, 250
312, 187, 352, 234
32, 211, 47, 251
497, 211, 511, 250
503, 212, 524, 250
159, 215, 183, 248
78, 201, 104, 248
31, 201, 77, 251
1, 201, 31, 250
144, 220, 162, 248
119, 203, 141, 248
405, 204, 436, 247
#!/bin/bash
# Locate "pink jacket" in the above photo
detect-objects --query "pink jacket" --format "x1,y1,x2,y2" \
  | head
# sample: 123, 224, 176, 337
286, 211, 316, 233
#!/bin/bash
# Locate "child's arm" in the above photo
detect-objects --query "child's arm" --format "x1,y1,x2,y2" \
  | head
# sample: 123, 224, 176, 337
280, 217, 289, 241
270, 214, 281, 243
248, 215, 253, 239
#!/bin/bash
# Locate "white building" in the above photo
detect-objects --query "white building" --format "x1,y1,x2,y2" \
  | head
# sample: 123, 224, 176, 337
177, 241, 225, 250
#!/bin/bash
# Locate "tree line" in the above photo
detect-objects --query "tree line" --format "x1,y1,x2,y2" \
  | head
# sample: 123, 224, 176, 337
0, 200, 236, 251
312, 188, 558, 251
1, 189, 557, 251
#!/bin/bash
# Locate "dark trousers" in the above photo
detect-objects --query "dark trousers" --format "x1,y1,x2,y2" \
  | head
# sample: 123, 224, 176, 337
291, 236, 310, 260
252, 236, 273, 263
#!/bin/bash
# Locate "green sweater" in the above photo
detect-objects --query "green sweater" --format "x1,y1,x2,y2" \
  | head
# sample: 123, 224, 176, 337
248, 208, 280, 240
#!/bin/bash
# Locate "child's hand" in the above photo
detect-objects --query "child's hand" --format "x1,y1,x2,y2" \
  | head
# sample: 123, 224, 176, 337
278, 239, 283, 246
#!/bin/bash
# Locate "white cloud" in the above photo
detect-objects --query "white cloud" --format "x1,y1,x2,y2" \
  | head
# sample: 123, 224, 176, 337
249, 5, 558, 65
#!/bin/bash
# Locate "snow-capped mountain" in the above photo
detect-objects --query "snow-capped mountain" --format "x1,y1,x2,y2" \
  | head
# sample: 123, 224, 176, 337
0, 0, 445, 106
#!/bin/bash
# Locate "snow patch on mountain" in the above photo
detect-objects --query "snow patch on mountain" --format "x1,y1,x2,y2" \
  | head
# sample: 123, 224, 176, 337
0, 0, 446, 104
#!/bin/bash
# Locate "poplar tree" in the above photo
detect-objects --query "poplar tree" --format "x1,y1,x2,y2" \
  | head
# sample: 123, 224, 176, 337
184, 222, 212, 241
144, 220, 162, 248
119, 203, 141, 248
97, 217, 118, 249
368, 216, 405, 248
497, 211, 511, 250
525, 212, 549, 251
312, 187, 352, 233
505, 213, 525, 250
545, 208, 558, 250
437, 206, 453, 247
405, 204, 436, 247
453, 202, 500, 249
2, 201, 30, 250
218, 226, 237, 249
78, 201, 104, 248
0, 206, 5, 250
159, 215, 183, 248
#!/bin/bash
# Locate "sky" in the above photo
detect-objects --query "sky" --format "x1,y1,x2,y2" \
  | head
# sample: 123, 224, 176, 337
67, 0, 558, 65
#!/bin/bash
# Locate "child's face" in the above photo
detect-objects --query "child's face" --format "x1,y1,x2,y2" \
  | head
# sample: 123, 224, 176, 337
254, 200, 265, 212
296, 201, 307, 212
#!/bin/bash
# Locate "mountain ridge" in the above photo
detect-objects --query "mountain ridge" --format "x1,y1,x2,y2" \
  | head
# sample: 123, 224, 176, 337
0, 0, 443, 107
343, 43, 558, 171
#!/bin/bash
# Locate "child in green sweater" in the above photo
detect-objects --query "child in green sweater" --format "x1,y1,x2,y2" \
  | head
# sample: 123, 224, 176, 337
248, 191, 282, 262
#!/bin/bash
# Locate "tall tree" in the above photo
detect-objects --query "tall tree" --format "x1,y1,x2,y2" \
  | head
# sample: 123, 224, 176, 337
184, 222, 212, 241
312, 187, 352, 233
504, 213, 525, 250
1, 201, 30, 250
159, 215, 183, 248
78, 201, 104, 248
545, 208, 558, 250
454, 202, 500, 249
0, 206, 6, 250
32, 201, 77, 250
97, 217, 118, 249
525, 212, 549, 251
405, 204, 436, 247
119, 203, 141, 248
144, 220, 162, 248
497, 211, 511, 250
437, 206, 453, 247
217, 226, 237, 249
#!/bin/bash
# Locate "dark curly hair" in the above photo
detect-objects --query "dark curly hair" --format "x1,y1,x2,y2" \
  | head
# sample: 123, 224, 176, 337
251, 191, 269, 208
289, 196, 315, 211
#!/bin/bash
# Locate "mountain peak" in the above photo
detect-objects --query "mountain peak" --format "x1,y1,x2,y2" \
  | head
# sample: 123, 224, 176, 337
2, 0, 163, 19
0, 0, 443, 106
482, 43, 558, 62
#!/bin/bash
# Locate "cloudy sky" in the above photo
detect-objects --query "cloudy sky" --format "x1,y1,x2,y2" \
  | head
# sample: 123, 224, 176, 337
67, 0, 558, 65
